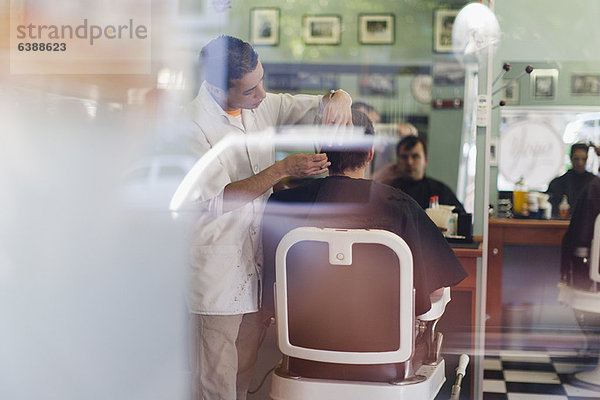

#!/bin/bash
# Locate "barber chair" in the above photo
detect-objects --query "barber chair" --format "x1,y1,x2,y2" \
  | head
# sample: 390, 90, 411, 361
557, 214, 600, 390
269, 227, 449, 400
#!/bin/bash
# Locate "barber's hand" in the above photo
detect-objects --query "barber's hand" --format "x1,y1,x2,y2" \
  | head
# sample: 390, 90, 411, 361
281, 153, 330, 177
322, 90, 353, 128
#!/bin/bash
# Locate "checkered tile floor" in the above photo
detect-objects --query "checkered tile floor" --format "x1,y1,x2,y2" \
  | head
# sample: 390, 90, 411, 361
483, 350, 600, 399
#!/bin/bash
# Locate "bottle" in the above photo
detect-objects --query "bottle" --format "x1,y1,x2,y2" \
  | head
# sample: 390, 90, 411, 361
429, 195, 439, 209
537, 193, 552, 220
527, 192, 539, 218
513, 177, 529, 217
426, 195, 443, 234
543, 202, 552, 220
447, 212, 458, 236
558, 195, 570, 219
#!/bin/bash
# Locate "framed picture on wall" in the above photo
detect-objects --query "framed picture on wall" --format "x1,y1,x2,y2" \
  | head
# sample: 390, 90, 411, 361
502, 80, 519, 105
303, 15, 341, 45
571, 74, 600, 95
433, 9, 458, 53
358, 14, 394, 44
250, 8, 280, 46
531, 69, 558, 100
432, 61, 464, 86
359, 74, 396, 96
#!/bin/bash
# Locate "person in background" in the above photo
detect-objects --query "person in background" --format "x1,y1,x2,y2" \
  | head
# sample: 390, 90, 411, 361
396, 122, 418, 137
373, 135, 465, 213
369, 121, 419, 176
186, 35, 352, 400
351, 101, 418, 138
561, 176, 600, 289
547, 142, 596, 217
353, 100, 419, 176
560, 176, 600, 350
351, 101, 381, 124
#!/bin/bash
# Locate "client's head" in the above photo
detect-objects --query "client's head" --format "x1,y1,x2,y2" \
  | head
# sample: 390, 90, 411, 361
396, 135, 428, 181
322, 110, 374, 176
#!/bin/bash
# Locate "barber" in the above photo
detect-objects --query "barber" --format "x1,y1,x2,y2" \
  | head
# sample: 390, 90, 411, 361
185, 35, 352, 400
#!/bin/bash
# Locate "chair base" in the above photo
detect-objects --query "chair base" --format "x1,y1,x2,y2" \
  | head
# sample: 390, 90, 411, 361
270, 358, 445, 400
557, 282, 600, 392
557, 282, 600, 313
567, 357, 600, 392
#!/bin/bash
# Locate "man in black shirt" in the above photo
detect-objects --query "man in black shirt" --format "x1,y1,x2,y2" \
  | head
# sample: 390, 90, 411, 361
373, 135, 465, 213
261, 113, 467, 317
547, 143, 596, 217
561, 176, 600, 288
560, 177, 600, 344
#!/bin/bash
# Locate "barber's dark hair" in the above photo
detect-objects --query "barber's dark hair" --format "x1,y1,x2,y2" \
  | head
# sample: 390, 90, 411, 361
570, 142, 589, 157
323, 110, 374, 174
199, 35, 259, 90
397, 135, 428, 158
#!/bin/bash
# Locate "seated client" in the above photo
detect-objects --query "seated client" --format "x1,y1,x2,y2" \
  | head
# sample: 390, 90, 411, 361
261, 111, 467, 318
373, 135, 466, 213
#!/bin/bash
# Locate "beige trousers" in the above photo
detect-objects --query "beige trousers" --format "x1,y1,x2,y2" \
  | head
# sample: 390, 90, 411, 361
190, 310, 270, 400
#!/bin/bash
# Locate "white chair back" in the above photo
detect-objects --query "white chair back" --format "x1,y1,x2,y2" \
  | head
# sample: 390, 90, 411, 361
274, 227, 414, 365
589, 213, 600, 283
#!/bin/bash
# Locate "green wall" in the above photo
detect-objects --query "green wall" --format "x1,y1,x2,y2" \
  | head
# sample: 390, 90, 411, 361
495, 0, 600, 64
427, 102, 465, 192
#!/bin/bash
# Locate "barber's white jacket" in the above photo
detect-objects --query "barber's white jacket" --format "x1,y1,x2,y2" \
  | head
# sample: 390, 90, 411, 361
186, 82, 320, 315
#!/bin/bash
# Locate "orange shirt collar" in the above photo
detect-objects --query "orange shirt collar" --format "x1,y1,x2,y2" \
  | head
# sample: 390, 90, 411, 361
225, 108, 242, 117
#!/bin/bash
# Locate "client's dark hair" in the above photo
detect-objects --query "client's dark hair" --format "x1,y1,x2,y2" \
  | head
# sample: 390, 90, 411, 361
396, 135, 428, 157
323, 110, 374, 174
199, 35, 259, 90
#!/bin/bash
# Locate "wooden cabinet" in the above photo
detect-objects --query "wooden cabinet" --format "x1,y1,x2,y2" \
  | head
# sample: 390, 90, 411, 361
486, 217, 569, 331
453, 245, 481, 330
